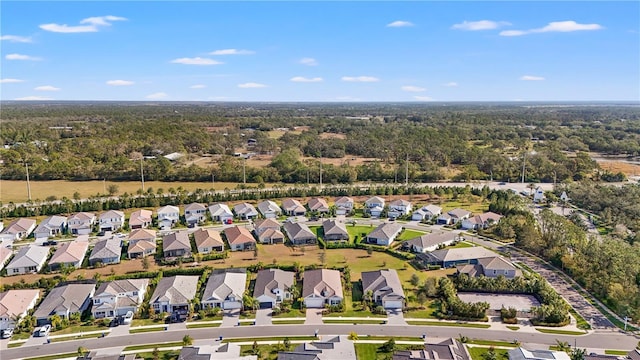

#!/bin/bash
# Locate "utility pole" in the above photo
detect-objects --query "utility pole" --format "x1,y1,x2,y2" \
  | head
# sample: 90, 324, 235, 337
521, 151, 526, 184
140, 157, 145, 192
405, 153, 409, 185
319, 157, 323, 190
103, 178, 106, 194
243, 157, 246, 184
25, 162, 31, 201
212, 173, 215, 188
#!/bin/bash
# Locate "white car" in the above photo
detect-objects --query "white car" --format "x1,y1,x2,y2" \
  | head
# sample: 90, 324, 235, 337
123, 311, 134, 324
1, 328, 13, 339
36, 324, 51, 337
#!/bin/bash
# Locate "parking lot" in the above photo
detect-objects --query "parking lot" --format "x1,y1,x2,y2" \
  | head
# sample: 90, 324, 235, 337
457, 292, 540, 312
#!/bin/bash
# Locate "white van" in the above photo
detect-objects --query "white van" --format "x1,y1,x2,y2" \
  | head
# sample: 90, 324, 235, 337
123, 311, 134, 324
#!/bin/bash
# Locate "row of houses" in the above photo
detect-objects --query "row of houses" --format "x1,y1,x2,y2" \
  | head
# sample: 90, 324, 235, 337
0, 266, 407, 332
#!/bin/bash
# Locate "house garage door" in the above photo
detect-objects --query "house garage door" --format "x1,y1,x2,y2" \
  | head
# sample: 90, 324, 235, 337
384, 301, 403, 309
223, 301, 242, 310
305, 298, 324, 308
259, 301, 273, 309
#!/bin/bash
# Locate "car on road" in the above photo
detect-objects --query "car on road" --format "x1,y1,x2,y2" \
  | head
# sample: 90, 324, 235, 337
36, 324, 51, 337
1, 328, 14, 339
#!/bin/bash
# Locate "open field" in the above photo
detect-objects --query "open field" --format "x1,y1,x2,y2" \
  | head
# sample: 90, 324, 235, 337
0, 180, 269, 204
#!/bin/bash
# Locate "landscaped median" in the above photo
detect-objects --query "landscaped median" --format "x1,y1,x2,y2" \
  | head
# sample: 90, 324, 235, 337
271, 317, 306, 325
405, 318, 491, 328
185, 321, 222, 329
129, 324, 168, 334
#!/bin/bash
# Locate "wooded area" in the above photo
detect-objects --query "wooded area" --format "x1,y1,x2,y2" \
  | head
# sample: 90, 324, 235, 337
1, 102, 638, 184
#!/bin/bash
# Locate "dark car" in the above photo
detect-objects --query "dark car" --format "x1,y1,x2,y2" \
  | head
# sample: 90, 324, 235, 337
109, 318, 120, 327
42, 241, 58, 246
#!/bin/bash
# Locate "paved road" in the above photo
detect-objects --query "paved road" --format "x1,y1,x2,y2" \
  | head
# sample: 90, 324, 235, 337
3, 324, 636, 360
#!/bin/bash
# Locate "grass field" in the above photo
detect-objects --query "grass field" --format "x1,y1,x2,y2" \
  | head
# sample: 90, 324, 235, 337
535, 328, 587, 335
467, 346, 510, 360
0, 179, 269, 203
397, 229, 427, 241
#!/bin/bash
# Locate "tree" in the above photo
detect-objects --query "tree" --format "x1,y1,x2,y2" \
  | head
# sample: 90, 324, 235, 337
380, 338, 396, 352
107, 184, 119, 196
77, 346, 89, 358
142, 256, 150, 270
283, 337, 291, 349
410, 274, 420, 287
482, 347, 498, 360
570, 348, 587, 360
182, 334, 193, 346
152, 347, 160, 360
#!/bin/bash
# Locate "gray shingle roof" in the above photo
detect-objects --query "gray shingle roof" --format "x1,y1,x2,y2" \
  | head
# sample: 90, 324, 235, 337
7, 245, 49, 269
361, 269, 405, 300
366, 223, 403, 242
150, 275, 198, 305
163, 231, 191, 252
253, 268, 294, 300
322, 220, 348, 238
202, 269, 247, 303
302, 269, 343, 299
283, 222, 315, 241
405, 232, 457, 249
33, 283, 95, 318
90, 238, 122, 261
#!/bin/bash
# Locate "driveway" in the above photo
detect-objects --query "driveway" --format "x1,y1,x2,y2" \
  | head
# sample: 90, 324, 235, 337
304, 309, 324, 325
255, 309, 272, 326
386, 309, 406, 325
221, 309, 240, 327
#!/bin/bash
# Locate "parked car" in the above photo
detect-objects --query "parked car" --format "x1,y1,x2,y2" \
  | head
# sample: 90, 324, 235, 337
36, 324, 51, 337
109, 318, 120, 327
123, 311, 134, 324
42, 241, 58, 246
1, 328, 14, 339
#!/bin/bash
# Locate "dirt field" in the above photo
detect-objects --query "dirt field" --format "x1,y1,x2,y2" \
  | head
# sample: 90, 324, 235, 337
0, 180, 262, 204
594, 160, 640, 176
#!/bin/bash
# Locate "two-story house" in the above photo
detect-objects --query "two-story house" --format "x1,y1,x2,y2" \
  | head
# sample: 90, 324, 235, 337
67, 212, 96, 235
184, 203, 207, 226
34, 215, 68, 241
92, 279, 149, 319
99, 210, 125, 232
334, 196, 354, 215
257, 200, 282, 219
129, 209, 153, 230
127, 229, 157, 259
253, 218, 284, 244
364, 196, 386, 217
156, 205, 180, 230
387, 199, 412, 219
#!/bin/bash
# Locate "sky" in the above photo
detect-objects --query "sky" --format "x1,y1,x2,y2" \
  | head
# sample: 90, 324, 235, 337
1, 1, 639, 102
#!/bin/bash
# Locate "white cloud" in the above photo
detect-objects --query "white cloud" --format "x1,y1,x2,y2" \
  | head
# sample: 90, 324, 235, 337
401, 85, 426, 92
146, 92, 168, 99
414, 96, 434, 101
0, 35, 32, 43
6, 53, 41, 61
170, 57, 223, 65
520, 75, 545, 81
106, 79, 135, 86
500, 20, 603, 36
40, 15, 126, 33
238, 82, 268, 88
0, 78, 25, 83
35, 85, 61, 91
341, 76, 380, 82
209, 49, 255, 55
387, 20, 415, 27
452, 20, 510, 31
290, 76, 323, 83
190, 84, 207, 89
443, 82, 458, 87
15, 96, 52, 100
299, 57, 318, 66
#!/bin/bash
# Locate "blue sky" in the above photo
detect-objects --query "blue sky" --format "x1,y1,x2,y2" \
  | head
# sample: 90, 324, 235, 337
1, 1, 639, 102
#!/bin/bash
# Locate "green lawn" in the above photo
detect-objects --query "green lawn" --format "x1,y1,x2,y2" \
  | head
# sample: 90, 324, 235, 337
324, 319, 386, 324
123, 341, 184, 351
535, 328, 587, 335
405, 321, 490, 328
11, 332, 32, 340
272, 308, 306, 318
354, 343, 426, 360
135, 351, 179, 360
447, 241, 475, 249
51, 333, 103, 342
8, 342, 23, 348
346, 225, 376, 243
506, 325, 520, 331
605, 350, 630, 355
186, 323, 221, 329
51, 324, 105, 335
240, 345, 280, 360
467, 346, 510, 360
131, 318, 165, 326
129, 327, 166, 334
397, 229, 427, 241
24, 353, 79, 360
467, 339, 518, 347
272, 319, 305, 324
404, 300, 439, 319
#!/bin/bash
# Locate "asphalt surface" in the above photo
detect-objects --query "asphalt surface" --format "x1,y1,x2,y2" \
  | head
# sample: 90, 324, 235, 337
3, 324, 636, 360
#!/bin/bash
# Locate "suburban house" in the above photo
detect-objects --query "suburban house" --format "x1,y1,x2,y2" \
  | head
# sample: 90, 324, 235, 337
5, 245, 49, 276
302, 269, 343, 308
33, 215, 68, 241
129, 209, 152, 229
33, 282, 96, 325
67, 212, 96, 235
48, 237, 89, 270
99, 210, 125, 232
257, 200, 282, 219
201, 268, 247, 310
92, 279, 149, 319
208, 203, 234, 223
277, 335, 356, 360
335, 196, 355, 215
560, 191, 570, 202
457, 256, 521, 279
322, 219, 349, 242
0, 289, 40, 332
393, 338, 471, 360
156, 205, 180, 229
127, 229, 157, 259
253, 218, 284, 244
364, 196, 386, 217
0, 218, 36, 240
162, 231, 192, 258
254, 268, 295, 309
420, 247, 500, 268
403, 232, 458, 253
0, 247, 12, 271
307, 198, 330, 213
437, 208, 471, 225
281, 198, 306, 216
366, 222, 403, 246
461, 212, 503, 231
388, 199, 412, 219
224, 226, 256, 251
411, 204, 443, 221
283, 222, 317, 245
193, 228, 224, 254
149, 275, 199, 316
361, 269, 405, 309
233, 203, 259, 220
179, 343, 257, 360
184, 203, 207, 226
89, 237, 122, 266
508, 347, 570, 360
